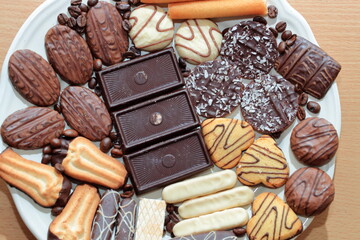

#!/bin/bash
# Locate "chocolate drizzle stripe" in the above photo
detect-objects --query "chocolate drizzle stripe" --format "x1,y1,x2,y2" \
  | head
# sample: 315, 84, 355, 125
131, 5, 157, 40
136, 37, 174, 49
156, 11, 174, 32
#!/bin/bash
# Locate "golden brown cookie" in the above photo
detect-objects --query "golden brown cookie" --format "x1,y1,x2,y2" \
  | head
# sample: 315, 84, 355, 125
48, 184, 100, 240
236, 135, 289, 188
247, 192, 303, 240
201, 118, 255, 169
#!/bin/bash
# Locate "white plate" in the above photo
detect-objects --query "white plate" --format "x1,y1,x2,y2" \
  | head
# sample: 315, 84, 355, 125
0, 0, 341, 239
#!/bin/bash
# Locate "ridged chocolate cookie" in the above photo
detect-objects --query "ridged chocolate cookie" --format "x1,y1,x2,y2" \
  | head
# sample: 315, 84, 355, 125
60, 86, 112, 141
45, 25, 93, 85
86, 1, 129, 65
1, 107, 65, 149
8, 49, 60, 106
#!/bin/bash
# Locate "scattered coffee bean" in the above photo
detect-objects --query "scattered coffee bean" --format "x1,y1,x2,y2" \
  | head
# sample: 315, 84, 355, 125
79, 3, 89, 12
111, 148, 123, 158
297, 107, 306, 121
281, 30, 292, 41
100, 137, 113, 153
51, 207, 63, 216
43, 145, 52, 155
169, 213, 180, 223
63, 129, 79, 138
120, 190, 134, 198
276, 21, 287, 32
94, 86, 102, 96
277, 41, 286, 54
173, 205, 179, 214
54, 163, 65, 173
50, 138, 62, 149
93, 59, 102, 71
130, 46, 141, 57
178, 57, 187, 70
116, 2, 131, 13
166, 221, 175, 233
76, 15, 87, 28
233, 227, 246, 237
76, 26, 85, 35
123, 184, 133, 192
307, 101, 321, 113
114, 144, 121, 149
253, 16, 267, 25
268, 5, 278, 18
87, 0, 98, 7
122, 19, 132, 31
71, 0, 82, 6
88, 77, 97, 89
269, 27, 278, 38
54, 103, 61, 113
221, 27, 230, 36
270, 132, 282, 139
129, 0, 140, 6
182, 71, 190, 78
286, 34, 297, 46
164, 215, 170, 226
41, 154, 52, 164
67, 17, 77, 29
166, 204, 174, 213
298, 92, 309, 106
57, 13, 69, 25
123, 10, 131, 19
123, 51, 137, 59
68, 6, 81, 18
109, 131, 118, 142
294, 83, 303, 94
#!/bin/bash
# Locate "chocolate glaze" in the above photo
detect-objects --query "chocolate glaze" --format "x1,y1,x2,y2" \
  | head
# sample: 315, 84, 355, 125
290, 117, 338, 166
170, 231, 237, 240
285, 167, 335, 217
115, 198, 137, 240
48, 230, 60, 240
53, 175, 72, 208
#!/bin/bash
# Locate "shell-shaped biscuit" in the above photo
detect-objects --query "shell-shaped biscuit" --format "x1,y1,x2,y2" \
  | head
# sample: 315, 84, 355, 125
1, 107, 65, 150
236, 135, 289, 188
45, 25, 93, 85
8, 49, 60, 106
201, 118, 255, 169
60, 86, 112, 141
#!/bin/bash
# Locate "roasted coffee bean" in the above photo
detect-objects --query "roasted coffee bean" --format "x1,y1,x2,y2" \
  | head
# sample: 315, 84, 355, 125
43, 145, 52, 155
286, 34, 297, 46
120, 190, 134, 198
173, 205, 179, 214
100, 137, 113, 153
67, 17, 77, 29
278, 41, 286, 54
307, 101, 321, 113
178, 57, 187, 70
76, 26, 85, 35
182, 71, 190, 78
51, 207, 64, 216
130, 46, 141, 57
122, 51, 137, 59
54, 163, 65, 173
270, 132, 282, 139
116, 2, 131, 13
41, 154, 52, 164
111, 148, 123, 158
298, 92, 309, 106
94, 86, 102, 96
166, 221, 176, 233
164, 215, 170, 226
269, 27, 278, 38
87, 0, 98, 7
79, 3, 89, 12
76, 15, 87, 28
50, 138, 62, 149
297, 107, 306, 121
93, 59, 102, 71
57, 13, 69, 25
253, 16, 267, 25
281, 30, 292, 41
169, 213, 180, 223
276, 21, 287, 32
63, 129, 79, 138
268, 5, 278, 18
123, 10, 131, 19
71, 0, 82, 5
68, 6, 81, 18
114, 144, 121, 149
129, 0, 140, 6
221, 27, 230, 36
122, 19, 132, 32
166, 204, 174, 213
109, 131, 118, 141
54, 103, 61, 113
88, 77, 97, 89
233, 228, 246, 237
123, 184, 133, 192
294, 83, 303, 94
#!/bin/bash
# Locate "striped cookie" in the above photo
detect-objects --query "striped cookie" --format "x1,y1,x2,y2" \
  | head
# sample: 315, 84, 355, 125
236, 135, 289, 188
201, 118, 255, 169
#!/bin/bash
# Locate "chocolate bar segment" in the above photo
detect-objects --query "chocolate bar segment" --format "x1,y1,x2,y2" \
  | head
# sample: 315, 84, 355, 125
96, 48, 184, 109
275, 36, 341, 99
123, 130, 212, 194
113, 90, 199, 152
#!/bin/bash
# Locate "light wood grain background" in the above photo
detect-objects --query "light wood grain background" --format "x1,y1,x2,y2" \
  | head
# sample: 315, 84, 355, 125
1, 0, 360, 239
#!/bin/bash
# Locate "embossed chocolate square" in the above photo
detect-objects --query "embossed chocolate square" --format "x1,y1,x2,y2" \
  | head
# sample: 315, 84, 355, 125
123, 130, 212, 194
113, 89, 200, 152
275, 36, 341, 99
96, 48, 184, 109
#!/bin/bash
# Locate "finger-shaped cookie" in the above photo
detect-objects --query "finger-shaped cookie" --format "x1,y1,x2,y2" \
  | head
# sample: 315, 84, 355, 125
237, 135, 289, 188
247, 192, 303, 240
49, 184, 100, 240
115, 198, 137, 240
0, 148, 71, 207
178, 186, 254, 219
170, 231, 237, 240
173, 208, 248, 237
201, 118, 255, 169
62, 137, 127, 189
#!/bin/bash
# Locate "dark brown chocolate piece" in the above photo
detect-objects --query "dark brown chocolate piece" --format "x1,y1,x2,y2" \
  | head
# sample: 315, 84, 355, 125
285, 167, 335, 217
96, 48, 184, 109
45, 25, 93, 85
115, 198, 137, 240
86, 1, 129, 65
275, 36, 341, 99
113, 90, 199, 152
220, 21, 279, 80
123, 130, 212, 194
60, 86, 112, 141
241, 74, 298, 134
171, 231, 237, 240
185, 59, 244, 118
1, 107, 65, 150
8, 49, 60, 106
290, 117, 338, 166
91, 190, 120, 240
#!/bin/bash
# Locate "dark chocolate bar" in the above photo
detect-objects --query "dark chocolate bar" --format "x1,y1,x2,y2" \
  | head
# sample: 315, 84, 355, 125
113, 89, 200, 152
123, 130, 212, 194
96, 48, 184, 109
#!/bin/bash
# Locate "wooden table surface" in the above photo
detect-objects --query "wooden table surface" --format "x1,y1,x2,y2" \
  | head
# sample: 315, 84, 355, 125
0, 0, 360, 239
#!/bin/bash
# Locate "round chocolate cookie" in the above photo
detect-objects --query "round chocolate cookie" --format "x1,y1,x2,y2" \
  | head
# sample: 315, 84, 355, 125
220, 21, 278, 80
185, 59, 244, 118
241, 74, 298, 134
290, 117, 338, 166
285, 167, 335, 217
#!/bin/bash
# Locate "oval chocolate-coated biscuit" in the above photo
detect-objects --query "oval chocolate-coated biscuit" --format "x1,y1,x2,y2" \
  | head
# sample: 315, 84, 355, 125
86, 1, 129, 66
60, 86, 112, 141
45, 25, 93, 85
8, 49, 60, 106
1, 107, 65, 150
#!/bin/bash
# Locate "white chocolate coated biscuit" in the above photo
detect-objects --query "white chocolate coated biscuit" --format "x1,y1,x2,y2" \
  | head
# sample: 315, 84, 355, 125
178, 186, 254, 219
173, 208, 248, 237
162, 170, 237, 204
175, 19, 222, 65
129, 5, 174, 52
